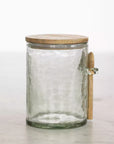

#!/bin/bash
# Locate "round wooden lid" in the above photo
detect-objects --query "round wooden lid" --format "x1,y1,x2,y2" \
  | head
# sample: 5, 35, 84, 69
25, 34, 88, 44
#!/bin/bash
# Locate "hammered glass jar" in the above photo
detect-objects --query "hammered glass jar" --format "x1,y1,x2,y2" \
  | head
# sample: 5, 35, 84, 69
26, 34, 88, 129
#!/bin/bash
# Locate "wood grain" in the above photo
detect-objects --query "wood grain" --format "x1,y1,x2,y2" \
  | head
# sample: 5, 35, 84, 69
87, 52, 94, 120
25, 34, 88, 44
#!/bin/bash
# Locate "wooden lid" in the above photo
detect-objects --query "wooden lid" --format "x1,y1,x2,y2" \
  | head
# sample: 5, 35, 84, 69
25, 34, 88, 44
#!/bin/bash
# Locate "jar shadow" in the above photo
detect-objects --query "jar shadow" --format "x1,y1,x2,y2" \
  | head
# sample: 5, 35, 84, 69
25, 121, 93, 144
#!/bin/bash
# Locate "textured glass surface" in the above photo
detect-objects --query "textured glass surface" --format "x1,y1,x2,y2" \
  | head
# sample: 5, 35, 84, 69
26, 43, 88, 128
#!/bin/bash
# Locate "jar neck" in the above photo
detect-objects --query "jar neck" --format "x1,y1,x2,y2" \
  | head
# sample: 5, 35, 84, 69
27, 42, 88, 50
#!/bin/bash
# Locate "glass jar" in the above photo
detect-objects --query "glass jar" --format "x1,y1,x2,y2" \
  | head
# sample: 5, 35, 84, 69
26, 34, 89, 129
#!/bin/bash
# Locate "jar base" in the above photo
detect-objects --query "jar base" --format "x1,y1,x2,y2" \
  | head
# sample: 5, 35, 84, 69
26, 113, 87, 129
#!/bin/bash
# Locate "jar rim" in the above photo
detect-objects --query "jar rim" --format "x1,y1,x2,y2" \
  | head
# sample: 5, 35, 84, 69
27, 42, 88, 50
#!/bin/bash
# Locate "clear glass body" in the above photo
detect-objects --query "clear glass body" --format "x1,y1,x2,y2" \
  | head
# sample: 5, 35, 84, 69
26, 43, 88, 129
